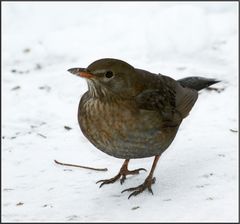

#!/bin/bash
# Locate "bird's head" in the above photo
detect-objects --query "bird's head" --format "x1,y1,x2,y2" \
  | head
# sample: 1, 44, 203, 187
68, 58, 141, 99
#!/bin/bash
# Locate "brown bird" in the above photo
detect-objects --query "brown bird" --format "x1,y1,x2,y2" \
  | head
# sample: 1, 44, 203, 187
68, 58, 219, 199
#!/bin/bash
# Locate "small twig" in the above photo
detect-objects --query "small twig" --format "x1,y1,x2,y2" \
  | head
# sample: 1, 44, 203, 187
54, 160, 108, 171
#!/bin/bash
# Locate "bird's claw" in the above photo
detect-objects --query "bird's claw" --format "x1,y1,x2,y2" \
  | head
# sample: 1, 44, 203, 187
96, 167, 147, 187
121, 177, 156, 199
119, 167, 147, 184
129, 168, 147, 174
120, 175, 126, 184
96, 174, 121, 188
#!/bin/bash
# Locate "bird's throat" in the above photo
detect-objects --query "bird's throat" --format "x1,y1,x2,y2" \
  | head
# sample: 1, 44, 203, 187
87, 80, 109, 98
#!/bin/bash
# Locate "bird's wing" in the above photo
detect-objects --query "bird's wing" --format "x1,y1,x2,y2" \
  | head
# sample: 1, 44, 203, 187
135, 72, 198, 123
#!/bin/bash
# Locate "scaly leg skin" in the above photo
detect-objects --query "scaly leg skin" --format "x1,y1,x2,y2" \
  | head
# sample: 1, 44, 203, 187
121, 155, 160, 199
96, 159, 147, 188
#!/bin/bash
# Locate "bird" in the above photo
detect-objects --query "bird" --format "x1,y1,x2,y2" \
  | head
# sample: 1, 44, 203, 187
68, 58, 219, 199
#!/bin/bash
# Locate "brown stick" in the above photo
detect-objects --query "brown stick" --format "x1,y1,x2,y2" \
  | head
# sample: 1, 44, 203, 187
54, 160, 108, 171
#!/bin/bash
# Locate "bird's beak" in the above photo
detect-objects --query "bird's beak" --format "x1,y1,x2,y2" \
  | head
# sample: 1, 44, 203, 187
67, 68, 94, 79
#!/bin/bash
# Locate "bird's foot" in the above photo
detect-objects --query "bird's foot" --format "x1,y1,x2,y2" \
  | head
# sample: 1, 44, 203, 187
119, 168, 147, 184
121, 176, 156, 199
96, 167, 146, 188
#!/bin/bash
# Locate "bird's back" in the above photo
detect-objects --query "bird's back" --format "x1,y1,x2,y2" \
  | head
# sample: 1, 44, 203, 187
135, 69, 199, 121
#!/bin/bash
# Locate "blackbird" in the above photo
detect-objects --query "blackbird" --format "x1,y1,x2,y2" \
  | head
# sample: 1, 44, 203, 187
68, 58, 219, 199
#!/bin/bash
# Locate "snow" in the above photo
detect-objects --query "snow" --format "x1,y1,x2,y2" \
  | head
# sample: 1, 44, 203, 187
2, 2, 238, 222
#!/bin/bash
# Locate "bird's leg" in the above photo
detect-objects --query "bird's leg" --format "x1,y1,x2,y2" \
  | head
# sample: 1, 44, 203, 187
96, 159, 147, 187
121, 155, 160, 199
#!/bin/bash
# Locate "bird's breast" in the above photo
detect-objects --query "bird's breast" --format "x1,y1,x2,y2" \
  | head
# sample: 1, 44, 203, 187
78, 97, 178, 159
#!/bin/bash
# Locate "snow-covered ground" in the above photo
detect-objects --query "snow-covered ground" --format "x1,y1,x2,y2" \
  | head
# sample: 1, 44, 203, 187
2, 2, 238, 222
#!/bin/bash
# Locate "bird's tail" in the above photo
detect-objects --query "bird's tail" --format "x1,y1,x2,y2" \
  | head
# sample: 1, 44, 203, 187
177, 76, 220, 91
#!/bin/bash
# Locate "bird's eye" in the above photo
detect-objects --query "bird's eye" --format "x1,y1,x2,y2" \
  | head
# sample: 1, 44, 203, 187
105, 71, 114, 78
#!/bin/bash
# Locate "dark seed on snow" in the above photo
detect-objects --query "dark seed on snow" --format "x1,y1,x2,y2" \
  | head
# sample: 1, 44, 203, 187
37, 133, 47, 138
23, 48, 31, 53
131, 206, 140, 210
16, 202, 24, 206
11, 86, 21, 91
64, 126, 72, 130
